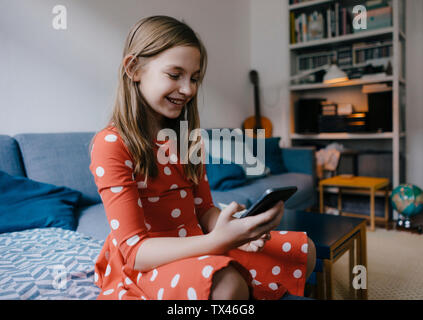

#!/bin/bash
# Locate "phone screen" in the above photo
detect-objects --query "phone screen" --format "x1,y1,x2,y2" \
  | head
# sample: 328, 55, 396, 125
238, 186, 297, 218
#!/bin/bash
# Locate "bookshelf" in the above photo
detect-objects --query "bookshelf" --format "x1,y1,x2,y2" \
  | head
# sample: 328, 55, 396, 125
287, 0, 407, 219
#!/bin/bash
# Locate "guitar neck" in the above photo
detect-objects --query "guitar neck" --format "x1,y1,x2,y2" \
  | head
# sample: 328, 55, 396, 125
253, 85, 262, 129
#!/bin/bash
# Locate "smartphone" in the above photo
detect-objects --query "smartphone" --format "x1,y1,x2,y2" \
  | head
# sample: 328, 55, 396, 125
238, 186, 297, 218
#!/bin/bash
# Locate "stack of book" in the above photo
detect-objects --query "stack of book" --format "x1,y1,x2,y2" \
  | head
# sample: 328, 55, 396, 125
362, 83, 392, 93
290, 0, 393, 44
354, 0, 392, 32
291, 10, 325, 43
321, 101, 338, 116
352, 41, 392, 65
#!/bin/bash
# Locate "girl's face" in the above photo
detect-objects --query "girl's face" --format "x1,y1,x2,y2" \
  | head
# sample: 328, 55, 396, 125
134, 45, 201, 125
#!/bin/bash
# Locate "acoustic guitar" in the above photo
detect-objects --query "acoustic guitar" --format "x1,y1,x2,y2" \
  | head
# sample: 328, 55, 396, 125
242, 70, 273, 138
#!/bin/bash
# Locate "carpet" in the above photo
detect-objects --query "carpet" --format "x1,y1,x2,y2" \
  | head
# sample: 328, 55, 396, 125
332, 227, 423, 300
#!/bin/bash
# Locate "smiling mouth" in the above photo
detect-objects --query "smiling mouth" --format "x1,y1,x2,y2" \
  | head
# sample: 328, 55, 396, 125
166, 97, 186, 106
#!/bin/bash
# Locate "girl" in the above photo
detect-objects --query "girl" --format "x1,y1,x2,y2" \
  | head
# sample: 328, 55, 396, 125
90, 15, 316, 300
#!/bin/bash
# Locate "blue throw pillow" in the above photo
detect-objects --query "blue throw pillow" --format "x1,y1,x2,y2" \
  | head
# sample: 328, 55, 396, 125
0, 170, 81, 233
205, 157, 247, 191
246, 136, 286, 175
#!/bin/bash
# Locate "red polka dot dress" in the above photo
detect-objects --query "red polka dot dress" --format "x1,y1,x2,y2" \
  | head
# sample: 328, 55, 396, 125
89, 126, 309, 300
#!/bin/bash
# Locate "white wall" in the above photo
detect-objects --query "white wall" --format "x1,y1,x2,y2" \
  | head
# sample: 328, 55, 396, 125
0, 0, 251, 135
406, 0, 423, 187
250, 0, 290, 145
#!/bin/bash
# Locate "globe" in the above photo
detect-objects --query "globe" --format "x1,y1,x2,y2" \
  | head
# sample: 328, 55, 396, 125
391, 184, 423, 218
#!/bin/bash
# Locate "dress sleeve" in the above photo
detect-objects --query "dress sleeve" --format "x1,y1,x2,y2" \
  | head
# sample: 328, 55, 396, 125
89, 130, 148, 269
192, 164, 216, 221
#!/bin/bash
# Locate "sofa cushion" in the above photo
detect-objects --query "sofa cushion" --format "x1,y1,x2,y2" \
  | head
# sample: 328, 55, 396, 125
246, 136, 286, 175
0, 170, 81, 233
247, 173, 315, 210
15, 132, 100, 205
202, 129, 269, 179
76, 203, 110, 241
206, 156, 247, 191
0, 135, 25, 177
221, 173, 314, 211
210, 190, 252, 209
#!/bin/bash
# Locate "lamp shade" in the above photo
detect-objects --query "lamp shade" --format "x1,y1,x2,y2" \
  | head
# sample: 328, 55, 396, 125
323, 64, 348, 84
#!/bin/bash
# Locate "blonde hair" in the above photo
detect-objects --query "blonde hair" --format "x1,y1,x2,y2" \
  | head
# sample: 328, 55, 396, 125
104, 16, 207, 184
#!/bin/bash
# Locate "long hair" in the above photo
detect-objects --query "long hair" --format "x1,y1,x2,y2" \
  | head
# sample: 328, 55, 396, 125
102, 16, 207, 184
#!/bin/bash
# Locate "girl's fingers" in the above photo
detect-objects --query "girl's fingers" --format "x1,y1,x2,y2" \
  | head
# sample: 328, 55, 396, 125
245, 201, 284, 230
221, 201, 241, 219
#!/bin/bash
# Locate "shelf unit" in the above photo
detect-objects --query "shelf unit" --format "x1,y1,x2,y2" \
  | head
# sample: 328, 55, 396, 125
287, 0, 407, 216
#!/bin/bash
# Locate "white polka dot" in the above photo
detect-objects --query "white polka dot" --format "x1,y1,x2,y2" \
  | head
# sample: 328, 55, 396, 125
94, 272, 99, 283
180, 190, 187, 198
125, 277, 133, 285
157, 288, 164, 300
126, 235, 140, 246
272, 266, 281, 275
204, 174, 208, 181
170, 184, 178, 189
164, 166, 172, 175
137, 273, 142, 283
268, 283, 278, 291
194, 197, 203, 205
178, 228, 187, 237
110, 219, 119, 230
117, 282, 123, 288
105, 251, 110, 261
171, 208, 181, 218
137, 181, 147, 189
145, 222, 151, 230
301, 243, 308, 254
150, 269, 158, 281
125, 160, 133, 169
118, 289, 127, 300
282, 242, 291, 252
103, 288, 114, 295
197, 255, 209, 260
112, 238, 117, 247
279, 231, 288, 235
187, 287, 197, 300
171, 274, 180, 288
105, 264, 111, 277
138, 198, 143, 207
252, 279, 262, 286
105, 134, 117, 142
141, 296, 147, 300
110, 186, 123, 193
249, 269, 257, 278
202, 265, 214, 278
148, 197, 160, 202
293, 269, 302, 279
170, 154, 178, 163
96, 166, 105, 177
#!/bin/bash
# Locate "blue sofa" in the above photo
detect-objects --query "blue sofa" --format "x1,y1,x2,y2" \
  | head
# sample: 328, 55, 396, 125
0, 131, 316, 240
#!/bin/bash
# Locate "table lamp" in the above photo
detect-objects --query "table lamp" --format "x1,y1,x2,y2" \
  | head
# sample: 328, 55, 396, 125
323, 61, 349, 84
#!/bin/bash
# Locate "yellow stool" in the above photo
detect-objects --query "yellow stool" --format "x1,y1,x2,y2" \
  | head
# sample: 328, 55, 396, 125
319, 176, 390, 231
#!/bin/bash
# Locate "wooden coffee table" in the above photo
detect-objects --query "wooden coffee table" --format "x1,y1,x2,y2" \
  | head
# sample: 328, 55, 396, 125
319, 176, 390, 231
279, 211, 368, 300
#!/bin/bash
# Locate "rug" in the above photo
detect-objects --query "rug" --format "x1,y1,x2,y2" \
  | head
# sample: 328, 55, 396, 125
332, 227, 423, 300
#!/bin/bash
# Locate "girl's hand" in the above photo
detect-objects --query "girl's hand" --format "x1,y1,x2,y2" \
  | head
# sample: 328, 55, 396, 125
235, 204, 271, 252
209, 201, 284, 254
237, 232, 271, 252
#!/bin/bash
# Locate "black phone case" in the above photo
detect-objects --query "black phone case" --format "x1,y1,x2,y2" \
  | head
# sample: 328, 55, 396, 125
239, 186, 298, 218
